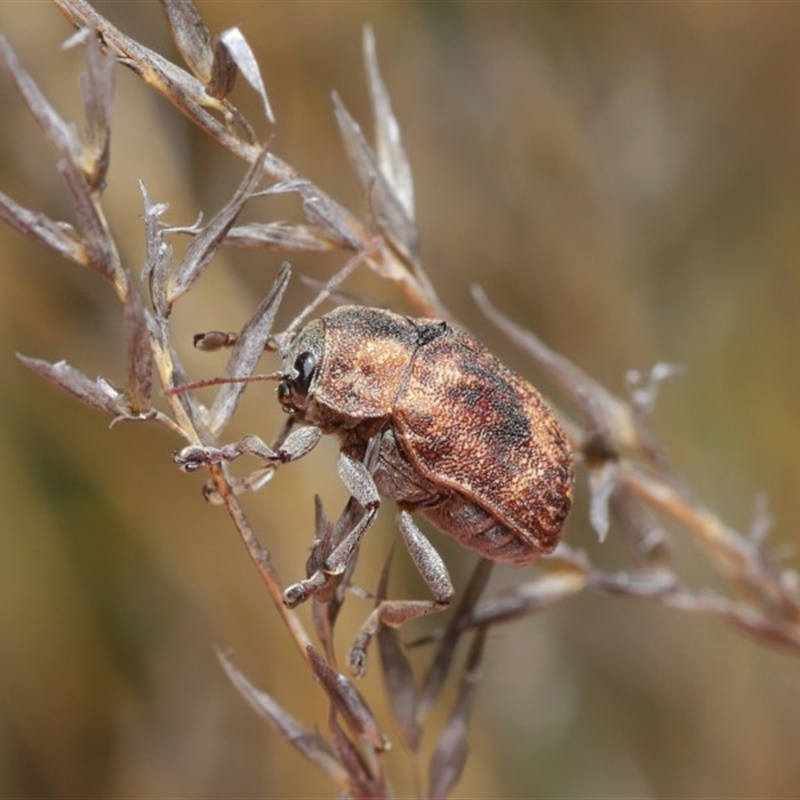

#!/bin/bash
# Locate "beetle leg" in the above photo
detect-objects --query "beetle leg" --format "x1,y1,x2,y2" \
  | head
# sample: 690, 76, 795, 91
174, 425, 322, 471
283, 451, 380, 608
348, 510, 454, 677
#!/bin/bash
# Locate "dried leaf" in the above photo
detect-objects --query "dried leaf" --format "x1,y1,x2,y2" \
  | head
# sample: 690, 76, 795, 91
310, 497, 339, 662
161, 0, 214, 81
307, 646, 390, 753
263, 179, 362, 250
168, 147, 267, 304
419, 558, 494, 719
327, 711, 381, 800
207, 32, 237, 101
1, 34, 120, 278
615, 461, 778, 605
377, 626, 420, 752
208, 262, 290, 434
722, 608, 800, 654
224, 221, 338, 252
376, 552, 421, 753
218, 651, 350, 790
122, 275, 153, 414
77, 27, 115, 190
0, 189, 86, 266
57, 156, 117, 279
588, 460, 616, 543
213, 27, 274, 123
310, 498, 363, 654
363, 26, 414, 220
54, 0, 265, 163
428, 628, 487, 800
16, 354, 127, 417
587, 567, 677, 598
664, 590, 800, 655
138, 181, 172, 319
468, 570, 588, 629
332, 92, 418, 260
0, 34, 82, 162
612, 482, 673, 569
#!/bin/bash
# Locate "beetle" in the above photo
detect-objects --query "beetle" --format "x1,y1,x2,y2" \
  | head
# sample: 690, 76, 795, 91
178, 305, 573, 674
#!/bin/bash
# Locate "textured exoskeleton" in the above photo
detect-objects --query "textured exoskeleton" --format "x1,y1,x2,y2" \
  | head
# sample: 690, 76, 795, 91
178, 306, 573, 674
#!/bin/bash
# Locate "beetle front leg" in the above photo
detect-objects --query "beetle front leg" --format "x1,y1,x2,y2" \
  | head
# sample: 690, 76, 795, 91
174, 425, 323, 471
283, 450, 380, 608
348, 509, 455, 677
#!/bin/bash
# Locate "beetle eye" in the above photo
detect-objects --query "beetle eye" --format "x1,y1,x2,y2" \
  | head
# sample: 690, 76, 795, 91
277, 381, 293, 407
293, 351, 316, 397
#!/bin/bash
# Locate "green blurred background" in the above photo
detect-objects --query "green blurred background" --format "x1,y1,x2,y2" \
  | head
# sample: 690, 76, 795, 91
2, 2, 799, 797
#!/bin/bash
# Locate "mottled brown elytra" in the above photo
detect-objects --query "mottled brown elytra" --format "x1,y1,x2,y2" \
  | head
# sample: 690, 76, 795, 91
178, 306, 574, 674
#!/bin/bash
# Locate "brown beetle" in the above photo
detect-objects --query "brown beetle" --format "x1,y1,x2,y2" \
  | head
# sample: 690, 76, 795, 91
178, 306, 573, 674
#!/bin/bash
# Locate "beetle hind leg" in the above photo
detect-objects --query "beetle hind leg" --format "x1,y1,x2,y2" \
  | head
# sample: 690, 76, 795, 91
348, 509, 454, 677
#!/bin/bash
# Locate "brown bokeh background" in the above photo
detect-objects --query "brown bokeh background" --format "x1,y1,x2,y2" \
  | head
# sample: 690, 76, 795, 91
2, 2, 800, 798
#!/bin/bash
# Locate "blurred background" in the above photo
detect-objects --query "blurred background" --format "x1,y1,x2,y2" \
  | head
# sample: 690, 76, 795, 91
2, 2, 799, 797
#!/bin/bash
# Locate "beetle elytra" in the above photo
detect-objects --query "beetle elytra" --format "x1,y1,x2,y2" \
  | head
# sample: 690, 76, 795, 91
178, 305, 573, 674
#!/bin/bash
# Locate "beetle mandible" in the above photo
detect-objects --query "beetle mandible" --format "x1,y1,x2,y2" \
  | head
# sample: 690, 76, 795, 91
180, 305, 573, 675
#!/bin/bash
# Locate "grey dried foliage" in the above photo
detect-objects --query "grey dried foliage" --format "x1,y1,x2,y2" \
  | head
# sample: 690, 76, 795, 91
428, 627, 487, 800
218, 650, 351, 790
167, 147, 269, 303
161, 0, 213, 82
308, 646, 390, 754
207, 262, 290, 435
3, 1, 800, 798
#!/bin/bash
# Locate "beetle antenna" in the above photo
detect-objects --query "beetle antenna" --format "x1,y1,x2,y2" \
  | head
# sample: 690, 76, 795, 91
165, 371, 283, 397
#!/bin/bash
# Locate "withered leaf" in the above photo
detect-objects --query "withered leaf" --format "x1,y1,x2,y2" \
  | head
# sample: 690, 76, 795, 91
587, 566, 676, 598
76, 28, 115, 191
332, 92, 419, 260
428, 628, 487, 800
328, 711, 381, 800
167, 147, 267, 304
0, 33, 118, 281
207, 32, 237, 101
161, 0, 214, 82
218, 651, 350, 790
224, 221, 338, 252
57, 156, 118, 280
468, 570, 588, 629
376, 553, 421, 753
0, 189, 86, 267
612, 482, 672, 569
123, 275, 153, 414
16, 354, 127, 418
0, 34, 81, 162
212, 27, 274, 123
588, 460, 616, 543
307, 646, 389, 753
208, 262, 290, 434
54, 0, 265, 164
310, 496, 338, 661
138, 180, 172, 320
262, 179, 362, 250
363, 26, 414, 221
419, 558, 493, 719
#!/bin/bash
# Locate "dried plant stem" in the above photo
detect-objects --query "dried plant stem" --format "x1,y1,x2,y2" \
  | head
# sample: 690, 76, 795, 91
209, 466, 315, 658
4, 2, 799, 798
618, 463, 800, 631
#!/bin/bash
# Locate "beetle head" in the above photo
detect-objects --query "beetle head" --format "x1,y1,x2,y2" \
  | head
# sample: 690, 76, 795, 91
277, 318, 325, 414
